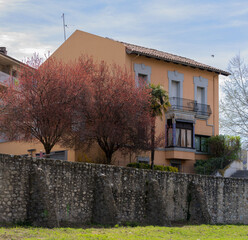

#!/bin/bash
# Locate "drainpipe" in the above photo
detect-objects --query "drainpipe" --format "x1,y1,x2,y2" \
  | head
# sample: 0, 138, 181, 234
206, 75, 217, 136
130, 53, 140, 72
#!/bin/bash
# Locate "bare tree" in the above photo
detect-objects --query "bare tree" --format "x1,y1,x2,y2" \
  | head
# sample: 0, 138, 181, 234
220, 54, 248, 143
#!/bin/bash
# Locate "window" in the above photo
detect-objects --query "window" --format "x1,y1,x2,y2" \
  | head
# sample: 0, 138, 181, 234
195, 135, 209, 152
134, 63, 151, 87
186, 130, 192, 148
176, 128, 192, 148
36, 150, 68, 160
194, 76, 208, 116
137, 156, 149, 164
0, 133, 7, 143
168, 71, 184, 99
138, 73, 148, 86
196, 87, 203, 103
171, 80, 180, 98
167, 119, 173, 147
170, 160, 181, 172
168, 127, 173, 146
166, 120, 193, 148
170, 80, 181, 108
176, 121, 193, 148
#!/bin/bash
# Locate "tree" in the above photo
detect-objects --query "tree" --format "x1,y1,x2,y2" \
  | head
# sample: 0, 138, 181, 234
194, 135, 241, 175
220, 54, 248, 144
65, 59, 152, 164
149, 84, 170, 169
0, 55, 89, 156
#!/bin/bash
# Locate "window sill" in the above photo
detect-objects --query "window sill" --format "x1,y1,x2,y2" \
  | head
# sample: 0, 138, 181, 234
157, 147, 196, 153
195, 151, 209, 155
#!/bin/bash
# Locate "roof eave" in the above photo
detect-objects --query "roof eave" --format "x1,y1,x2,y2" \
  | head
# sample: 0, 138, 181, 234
126, 49, 230, 76
0, 53, 24, 67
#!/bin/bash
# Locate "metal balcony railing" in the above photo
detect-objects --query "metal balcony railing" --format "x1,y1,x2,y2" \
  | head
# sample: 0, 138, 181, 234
169, 97, 212, 116
0, 71, 18, 86
0, 71, 10, 84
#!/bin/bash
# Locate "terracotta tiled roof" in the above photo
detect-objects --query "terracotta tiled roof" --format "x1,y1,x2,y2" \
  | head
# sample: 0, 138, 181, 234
123, 42, 230, 76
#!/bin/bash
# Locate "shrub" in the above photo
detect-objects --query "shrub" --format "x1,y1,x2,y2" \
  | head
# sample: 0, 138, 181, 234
194, 157, 225, 175
208, 135, 241, 159
127, 162, 178, 172
194, 135, 241, 175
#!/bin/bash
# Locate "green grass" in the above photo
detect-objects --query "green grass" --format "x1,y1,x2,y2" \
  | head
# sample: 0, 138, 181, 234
0, 225, 247, 240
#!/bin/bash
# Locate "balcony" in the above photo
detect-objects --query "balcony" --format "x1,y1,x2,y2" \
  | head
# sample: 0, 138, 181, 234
169, 97, 212, 117
0, 71, 17, 86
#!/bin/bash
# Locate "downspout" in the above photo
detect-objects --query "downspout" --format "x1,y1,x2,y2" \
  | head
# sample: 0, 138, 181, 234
130, 53, 140, 72
206, 74, 217, 136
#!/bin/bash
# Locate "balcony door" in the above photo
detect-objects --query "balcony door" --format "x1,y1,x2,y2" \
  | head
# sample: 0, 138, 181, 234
197, 87, 204, 104
171, 80, 180, 108
197, 87, 206, 114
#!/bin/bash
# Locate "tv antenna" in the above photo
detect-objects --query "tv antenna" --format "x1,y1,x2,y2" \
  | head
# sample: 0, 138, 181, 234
62, 13, 68, 41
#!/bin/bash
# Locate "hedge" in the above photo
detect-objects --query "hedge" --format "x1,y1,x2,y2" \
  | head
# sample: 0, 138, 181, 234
127, 162, 178, 172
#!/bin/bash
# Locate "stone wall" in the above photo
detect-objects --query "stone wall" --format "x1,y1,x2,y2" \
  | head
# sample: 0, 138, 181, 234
0, 154, 248, 227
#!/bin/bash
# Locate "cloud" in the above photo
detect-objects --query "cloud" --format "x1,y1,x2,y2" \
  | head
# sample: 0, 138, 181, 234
0, 0, 247, 72
0, 31, 55, 61
0, 0, 28, 15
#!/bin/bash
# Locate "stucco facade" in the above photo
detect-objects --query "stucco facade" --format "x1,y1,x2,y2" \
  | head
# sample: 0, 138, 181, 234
0, 31, 229, 173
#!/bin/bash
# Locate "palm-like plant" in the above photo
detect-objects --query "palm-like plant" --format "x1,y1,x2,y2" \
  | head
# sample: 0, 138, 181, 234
149, 84, 170, 169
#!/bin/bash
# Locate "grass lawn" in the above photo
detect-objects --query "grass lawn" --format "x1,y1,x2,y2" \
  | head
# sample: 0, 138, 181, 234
0, 225, 247, 240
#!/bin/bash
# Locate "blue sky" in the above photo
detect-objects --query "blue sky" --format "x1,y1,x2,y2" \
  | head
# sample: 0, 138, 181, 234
1, 0, 248, 72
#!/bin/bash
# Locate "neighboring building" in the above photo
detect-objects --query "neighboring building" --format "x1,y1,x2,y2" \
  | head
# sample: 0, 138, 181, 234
214, 158, 248, 179
50, 30, 229, 173
0, 47, 73, 160
215, 160, 244, 177
240, 149, 248, 170
0, 47, 20, 87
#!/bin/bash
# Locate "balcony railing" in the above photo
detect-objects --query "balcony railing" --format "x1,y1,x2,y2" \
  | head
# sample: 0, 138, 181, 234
0, 71, 18, 86
169, 97, 212, 116
0, 71, 10, 84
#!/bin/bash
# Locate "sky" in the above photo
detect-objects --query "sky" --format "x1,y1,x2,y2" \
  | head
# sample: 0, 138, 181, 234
1, 0, 248, 73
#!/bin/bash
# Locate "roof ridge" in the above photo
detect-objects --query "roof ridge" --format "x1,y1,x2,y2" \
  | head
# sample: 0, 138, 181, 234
122, 41, 191, 60
119, 40, 230, 76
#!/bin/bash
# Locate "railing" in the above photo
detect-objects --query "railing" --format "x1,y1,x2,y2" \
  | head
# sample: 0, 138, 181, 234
0, 71, 10, 84
169, 97, 212, 116
0, 71, 18, 86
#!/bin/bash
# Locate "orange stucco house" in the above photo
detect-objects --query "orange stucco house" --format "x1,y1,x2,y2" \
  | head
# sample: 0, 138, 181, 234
0, 30, 229, 173
51, 30, 229, 173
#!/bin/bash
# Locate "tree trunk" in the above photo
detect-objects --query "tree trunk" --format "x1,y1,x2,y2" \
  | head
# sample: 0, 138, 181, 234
44, 144, 52, 158
151, 119, 155, 170
105, 151, 113, 165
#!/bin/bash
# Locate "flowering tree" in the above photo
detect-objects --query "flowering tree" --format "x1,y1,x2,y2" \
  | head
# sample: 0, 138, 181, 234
65, 59, 152, 164
0, 56, 89, 155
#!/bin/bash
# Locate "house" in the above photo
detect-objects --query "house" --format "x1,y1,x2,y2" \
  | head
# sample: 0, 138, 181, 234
0, 47, 20, 87
0, 47, 73, 160
50, 30, 229, 173
0, 30, 229, 173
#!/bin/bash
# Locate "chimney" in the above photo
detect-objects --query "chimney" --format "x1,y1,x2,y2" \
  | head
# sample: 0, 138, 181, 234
0, 47, 7, 55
